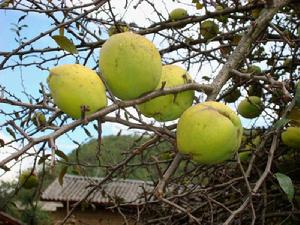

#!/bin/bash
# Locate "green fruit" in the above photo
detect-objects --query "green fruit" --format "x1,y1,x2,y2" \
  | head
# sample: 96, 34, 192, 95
287, 107, 300, 126
138, 65, 194, 122
31, 112, 47, 127
200, 20, 219, 40
108, 24, 129, 36
19, 171, 38, 189
48, 64, 107, 119
169, 8, 188, 21
223, 88, 241, 103
281, 127, 300, 148
237, 96, 263, 118
247, 65, 261, 75
99, 32, 162, 100
177, 101, 243, 164
215, 5, 228, 23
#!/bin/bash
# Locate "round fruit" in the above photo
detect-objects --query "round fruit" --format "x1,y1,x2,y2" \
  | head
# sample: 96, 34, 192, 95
247, 65, 261, 75
223, 88, 241, 103
48, 64, 107, 119
99, 32, 162, 100
108, 24, 129, 36
287, 107, 300, 126
215, 5, 228, 23
237, 96, 263, 118
200, 20, 219, 40
19, 171, 38, 189
169, 8, 188, 21
31, 112, 47, 127
138, 65, 194, 122
177, 101, 243, 164
281, 127, 300, 148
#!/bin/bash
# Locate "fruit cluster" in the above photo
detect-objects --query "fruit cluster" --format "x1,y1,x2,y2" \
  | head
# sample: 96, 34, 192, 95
46, 30, 243, 166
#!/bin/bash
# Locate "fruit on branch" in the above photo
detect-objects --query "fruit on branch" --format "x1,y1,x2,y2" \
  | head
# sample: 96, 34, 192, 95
177, 101, 243, 164
223, 88, 241, 103
169, 8, 188, 21
48, 64, 107, 119
99, 32, 162, 100
215, 5, 228, 23
281, 127, 300, 149
19, 171, 38, 189
237, 96, 263, 119
31, 112, 47, 127
247, 65, 261, 75
138, 65, 194, 122
200, 20, 219, 40
108, 23, 129, 36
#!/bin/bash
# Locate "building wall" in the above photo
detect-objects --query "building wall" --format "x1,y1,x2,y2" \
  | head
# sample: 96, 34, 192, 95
50, 207, 134, 225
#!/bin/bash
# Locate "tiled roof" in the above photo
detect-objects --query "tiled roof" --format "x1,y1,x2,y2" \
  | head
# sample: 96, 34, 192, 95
41, 175, 154, 206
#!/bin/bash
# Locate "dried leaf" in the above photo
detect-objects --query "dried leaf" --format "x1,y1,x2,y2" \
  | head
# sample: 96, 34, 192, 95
51, 35, 78, 54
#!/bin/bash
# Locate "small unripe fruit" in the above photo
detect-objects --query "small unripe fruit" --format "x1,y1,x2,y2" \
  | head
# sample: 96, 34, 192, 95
19, 171, 38, 189
281, 127, 300, 149
237, 96, 263, 119
169, 8, 188, 21
215, 5, 228, 23
177, 101, 243, 164
200, 20, 219, 40
48, 64, 107, 119
138, 65, 194, 122
247, 65, 261, 75
99, 32, 162, 100
31, 112, 47, 127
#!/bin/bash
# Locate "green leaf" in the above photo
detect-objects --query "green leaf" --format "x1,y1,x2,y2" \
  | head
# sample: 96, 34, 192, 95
51, 35, 78, 54
59, 165, 68, 186
55, 149, 69, 162
273, 118, 290, 129
295, 83, 300, 109
274, 172, 294, 202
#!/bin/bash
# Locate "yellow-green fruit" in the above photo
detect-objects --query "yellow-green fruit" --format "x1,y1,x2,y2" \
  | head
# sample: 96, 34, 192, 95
200, 20, 219, 40
138, 65, 194, 122
237, 96, 263, 118
108, 24, 129, 36
169, 8, 188, 21
215, 5, 228, 23
19, 171, 38, 189
99, 32, 162, 100
287, 107, 300, 126
177, 101, 243, 164
247, 65, 261, 75
48, 64, 107, 119
281, 127, 300, 148
31, 112, 47, 127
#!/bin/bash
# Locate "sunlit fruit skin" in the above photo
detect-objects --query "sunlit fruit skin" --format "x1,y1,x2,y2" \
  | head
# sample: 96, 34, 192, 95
177, 101, 243, 164
200, 20, 219, 40
48, 64, 107, 119
99, 32, 162, 100
281, 127, 300, 149
237, 96, 263, 119
169, 8, 188, 21
19, 171, 38, 189
138, 65, 194, 122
